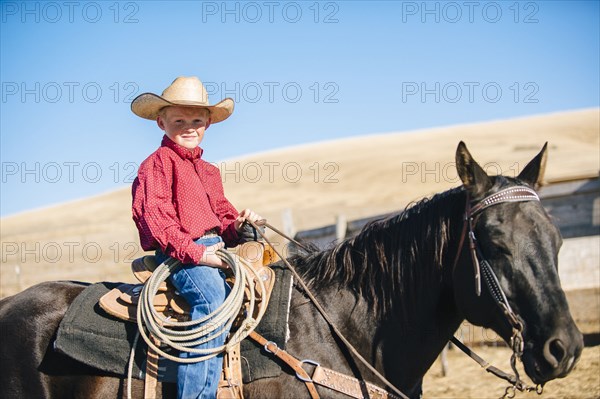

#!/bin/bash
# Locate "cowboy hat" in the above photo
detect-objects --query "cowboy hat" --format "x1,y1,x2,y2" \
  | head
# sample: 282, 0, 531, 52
131, 76, 234, 123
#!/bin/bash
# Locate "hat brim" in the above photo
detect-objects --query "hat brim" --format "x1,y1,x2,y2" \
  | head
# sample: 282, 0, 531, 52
131, 93, 234, 123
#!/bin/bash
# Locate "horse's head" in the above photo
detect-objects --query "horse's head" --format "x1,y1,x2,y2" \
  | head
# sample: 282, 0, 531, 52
452, 142, 583, 385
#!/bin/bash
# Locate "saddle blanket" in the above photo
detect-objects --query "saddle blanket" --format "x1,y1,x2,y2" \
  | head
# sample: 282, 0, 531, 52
54, 265, 293, 383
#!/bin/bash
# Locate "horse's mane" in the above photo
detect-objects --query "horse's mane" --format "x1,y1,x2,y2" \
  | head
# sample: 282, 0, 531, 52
292, 186, 466, 320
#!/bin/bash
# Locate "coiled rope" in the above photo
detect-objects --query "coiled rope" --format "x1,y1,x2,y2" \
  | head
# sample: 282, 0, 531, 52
127, 247, 268, 397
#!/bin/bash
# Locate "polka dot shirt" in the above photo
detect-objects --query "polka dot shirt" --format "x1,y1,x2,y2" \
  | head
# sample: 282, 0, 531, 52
132, 135, 240, 264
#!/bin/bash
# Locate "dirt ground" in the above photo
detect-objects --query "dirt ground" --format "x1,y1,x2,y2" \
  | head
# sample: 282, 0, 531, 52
423, 288, 600, 399
423, 344, 600, 399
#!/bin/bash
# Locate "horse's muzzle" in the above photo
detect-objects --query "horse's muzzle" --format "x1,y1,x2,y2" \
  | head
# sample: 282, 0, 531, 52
522, 329, 584, 384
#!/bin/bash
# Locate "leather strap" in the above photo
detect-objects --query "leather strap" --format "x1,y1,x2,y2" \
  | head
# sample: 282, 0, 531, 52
450, 337, 520, 386
144, 335, 160, 399
249, 332, 401, 399
312, 366, 402, 399
469, 186, 539, 216
249, 332, 320, 399
227, 344, 244, 393
217, 343, 244, 399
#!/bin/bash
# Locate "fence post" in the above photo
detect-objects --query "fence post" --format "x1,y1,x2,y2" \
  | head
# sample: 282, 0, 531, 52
282, 208, 296, 238
15, 264, 22, 292
440, 344, 449, 377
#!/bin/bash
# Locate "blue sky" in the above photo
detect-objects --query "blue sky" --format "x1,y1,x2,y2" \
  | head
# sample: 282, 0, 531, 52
1, 1, 599, 216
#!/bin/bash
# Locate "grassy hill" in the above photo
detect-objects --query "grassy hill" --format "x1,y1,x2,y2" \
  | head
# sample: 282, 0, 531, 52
1, 108, 598, 297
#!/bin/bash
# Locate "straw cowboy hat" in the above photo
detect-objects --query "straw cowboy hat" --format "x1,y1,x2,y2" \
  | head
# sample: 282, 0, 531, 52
131, 76, 234, 123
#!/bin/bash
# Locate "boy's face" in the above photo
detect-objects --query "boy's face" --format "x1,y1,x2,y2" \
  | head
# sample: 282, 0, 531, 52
157, 106, 211, 150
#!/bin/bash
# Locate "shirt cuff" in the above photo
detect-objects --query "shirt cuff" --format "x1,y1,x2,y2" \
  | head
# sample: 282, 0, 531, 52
165, 240, 205, 265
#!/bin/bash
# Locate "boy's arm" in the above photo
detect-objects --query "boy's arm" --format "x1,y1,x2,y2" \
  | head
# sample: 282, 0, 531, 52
132, 158, 206, 265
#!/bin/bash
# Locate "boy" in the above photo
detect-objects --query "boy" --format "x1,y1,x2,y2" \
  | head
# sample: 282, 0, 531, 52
130, 76, 262, 399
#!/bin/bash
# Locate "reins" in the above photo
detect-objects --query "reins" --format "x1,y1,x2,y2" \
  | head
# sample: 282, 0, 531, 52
133, 185, 545, 399
248, 220, 410, 399
255, 185, 544, 399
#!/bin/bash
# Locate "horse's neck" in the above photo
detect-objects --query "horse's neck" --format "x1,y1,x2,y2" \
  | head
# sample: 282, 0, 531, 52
375, 190, 466, 391
288, 275, 462, 397
379, 277, 463, 393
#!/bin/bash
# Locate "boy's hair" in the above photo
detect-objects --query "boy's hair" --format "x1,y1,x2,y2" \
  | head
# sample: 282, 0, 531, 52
157, 107, 168, 118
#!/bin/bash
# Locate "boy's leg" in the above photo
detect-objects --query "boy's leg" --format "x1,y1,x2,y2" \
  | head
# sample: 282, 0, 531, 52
167, 236, 231, 399
170, 264, 229, 399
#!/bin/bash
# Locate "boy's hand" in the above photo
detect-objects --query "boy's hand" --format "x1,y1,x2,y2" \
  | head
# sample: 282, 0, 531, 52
201, 242, 228, 269
234, 209, 263, 232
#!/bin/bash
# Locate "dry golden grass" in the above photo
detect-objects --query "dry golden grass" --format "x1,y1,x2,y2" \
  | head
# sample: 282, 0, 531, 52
424, 345, 600, 398
1, 108, 598, 296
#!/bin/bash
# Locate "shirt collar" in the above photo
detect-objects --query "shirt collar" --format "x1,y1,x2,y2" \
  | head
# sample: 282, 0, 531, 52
161, 135, 203, 160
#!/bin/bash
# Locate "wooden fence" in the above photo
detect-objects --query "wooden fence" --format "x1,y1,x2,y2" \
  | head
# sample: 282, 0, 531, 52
295, 175, 599, 249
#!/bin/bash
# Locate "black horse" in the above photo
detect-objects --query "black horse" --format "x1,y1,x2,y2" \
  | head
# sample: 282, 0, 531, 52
0, 143, 583, 398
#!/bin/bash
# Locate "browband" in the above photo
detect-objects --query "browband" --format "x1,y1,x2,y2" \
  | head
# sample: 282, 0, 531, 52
470, 186, 539, 217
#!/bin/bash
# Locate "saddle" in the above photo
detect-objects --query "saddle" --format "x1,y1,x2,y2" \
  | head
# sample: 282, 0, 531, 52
99, 256, 189, 322
99, 241, 276, 399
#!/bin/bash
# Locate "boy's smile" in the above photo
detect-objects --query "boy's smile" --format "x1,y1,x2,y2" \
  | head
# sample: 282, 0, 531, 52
157, 106, 211, 150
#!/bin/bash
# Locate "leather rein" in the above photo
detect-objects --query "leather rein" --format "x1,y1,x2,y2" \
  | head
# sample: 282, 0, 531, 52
249, 185, 545, 399
249, 220, 408, 399
451, 185, 544, 398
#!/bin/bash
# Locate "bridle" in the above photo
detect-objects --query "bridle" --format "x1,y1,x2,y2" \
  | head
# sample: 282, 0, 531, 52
246, 185, 547, 399
452, 185, 545, 398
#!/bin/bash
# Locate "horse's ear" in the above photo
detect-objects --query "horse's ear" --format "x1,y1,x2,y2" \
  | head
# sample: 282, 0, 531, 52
517, 142, 548, 190
455, 141, 493, 198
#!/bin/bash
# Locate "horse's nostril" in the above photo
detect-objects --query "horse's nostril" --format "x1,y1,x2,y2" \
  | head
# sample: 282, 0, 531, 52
543, 337, 566, 369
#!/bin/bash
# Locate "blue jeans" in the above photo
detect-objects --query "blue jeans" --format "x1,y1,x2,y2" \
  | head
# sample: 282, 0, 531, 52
155, 236, 230, 399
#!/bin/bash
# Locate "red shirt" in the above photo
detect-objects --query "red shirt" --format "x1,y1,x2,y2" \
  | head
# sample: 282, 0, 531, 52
132, 135, 240, 264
